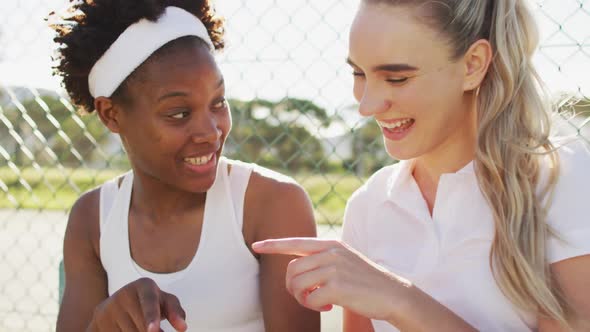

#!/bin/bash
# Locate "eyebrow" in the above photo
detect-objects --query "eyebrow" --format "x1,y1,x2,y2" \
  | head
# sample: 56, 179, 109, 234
157, 77, 225, 102
216, 77, 225, 88
346, 57, 419, 73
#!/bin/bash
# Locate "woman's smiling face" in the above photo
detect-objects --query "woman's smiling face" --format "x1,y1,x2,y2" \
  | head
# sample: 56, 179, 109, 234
348, 3, 475, 161
114, 38, 231, 192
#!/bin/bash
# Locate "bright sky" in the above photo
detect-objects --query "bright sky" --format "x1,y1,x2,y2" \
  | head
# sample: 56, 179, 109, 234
0, 0, 588, 136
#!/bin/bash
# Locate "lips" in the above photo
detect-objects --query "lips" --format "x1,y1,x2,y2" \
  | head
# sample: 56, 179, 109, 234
184, 153, 214, 166
376, 118, 415, 131
376, 117, 415, 141
182, 152, 217, 175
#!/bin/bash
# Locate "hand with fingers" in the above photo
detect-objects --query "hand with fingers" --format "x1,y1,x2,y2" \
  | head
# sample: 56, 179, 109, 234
251, 238, 411, 323
87, 277, 187, 332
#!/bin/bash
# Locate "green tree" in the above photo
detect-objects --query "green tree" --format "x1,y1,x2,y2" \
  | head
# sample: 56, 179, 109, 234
344, 119, 391, 176
227, 98, 329, 172
2, 93, 111, 167
2, 94, 333, 171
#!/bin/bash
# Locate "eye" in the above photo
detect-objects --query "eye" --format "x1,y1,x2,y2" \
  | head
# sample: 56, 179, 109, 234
212, 98, 228, 111
386, 77, 408, 84
169, 109, 190, 119
352, 71, 365, 78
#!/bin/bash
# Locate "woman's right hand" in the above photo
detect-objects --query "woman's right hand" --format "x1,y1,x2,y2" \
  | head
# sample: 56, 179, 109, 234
253, 238, 476, 332
252, 238, 408, 321
88, 278, 187, 332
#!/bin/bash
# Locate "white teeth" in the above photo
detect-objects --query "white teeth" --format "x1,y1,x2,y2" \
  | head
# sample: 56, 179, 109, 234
378, 119, 413, 129
184, 153, 213, 166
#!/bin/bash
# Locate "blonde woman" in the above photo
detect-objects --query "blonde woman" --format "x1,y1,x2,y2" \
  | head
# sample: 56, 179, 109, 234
253, 0, 590, 331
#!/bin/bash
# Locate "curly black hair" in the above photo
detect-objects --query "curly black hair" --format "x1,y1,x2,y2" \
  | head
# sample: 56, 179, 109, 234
50, 0, 225, 113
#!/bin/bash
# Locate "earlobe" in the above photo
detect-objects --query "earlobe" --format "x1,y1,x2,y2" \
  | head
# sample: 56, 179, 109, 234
94, 97, 121, 133
463, 39, 493, 92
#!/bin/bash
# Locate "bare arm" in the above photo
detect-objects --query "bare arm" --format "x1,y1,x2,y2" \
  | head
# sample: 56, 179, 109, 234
247, 174, 321, 332
56, 190, 108, 332
385, 283, 477, 331
538, 254, 590, 331
344, 308, 375, 332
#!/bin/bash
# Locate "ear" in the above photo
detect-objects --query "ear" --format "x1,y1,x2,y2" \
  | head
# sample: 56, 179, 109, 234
94, 97, 122, 134
462, 39, 493, 92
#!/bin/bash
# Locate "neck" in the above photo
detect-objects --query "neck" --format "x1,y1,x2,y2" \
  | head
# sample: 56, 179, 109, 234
413, 133, 476, 184
412, 97, 478, 212
130, 171, 206, 225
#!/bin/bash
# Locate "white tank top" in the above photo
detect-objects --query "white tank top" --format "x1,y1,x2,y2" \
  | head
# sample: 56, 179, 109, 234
99, 157, 265, 332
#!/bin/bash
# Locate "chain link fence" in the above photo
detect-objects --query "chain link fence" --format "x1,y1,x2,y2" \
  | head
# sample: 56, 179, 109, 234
0, 0, 588, 331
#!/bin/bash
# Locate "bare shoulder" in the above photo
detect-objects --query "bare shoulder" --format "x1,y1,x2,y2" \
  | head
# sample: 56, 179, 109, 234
66, 173, 125, 252
58, 187, 109, 331
249, 165, 304, 199
65, 187, 101, 257
69, 187, 100, 224
244, 165, 317, 241
248, 165, 311, 217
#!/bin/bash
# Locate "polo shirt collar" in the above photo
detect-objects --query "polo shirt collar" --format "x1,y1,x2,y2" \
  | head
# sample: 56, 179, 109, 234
384, 159, 476, 220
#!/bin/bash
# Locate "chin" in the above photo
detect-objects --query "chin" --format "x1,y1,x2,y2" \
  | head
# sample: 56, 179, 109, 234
384, 142, 419, 161
188, 175, 217, 193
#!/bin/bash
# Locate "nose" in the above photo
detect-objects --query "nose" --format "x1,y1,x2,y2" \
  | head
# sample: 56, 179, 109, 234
357, 86, 392, 118
189, 112, 222, 144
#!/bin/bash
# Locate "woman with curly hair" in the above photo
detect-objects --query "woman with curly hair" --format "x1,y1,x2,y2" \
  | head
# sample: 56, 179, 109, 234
51, 1, 320, 331
253, 0, 590, 331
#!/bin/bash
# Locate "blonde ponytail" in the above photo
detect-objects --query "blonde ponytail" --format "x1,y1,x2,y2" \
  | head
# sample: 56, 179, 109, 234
475, 0, 566, 325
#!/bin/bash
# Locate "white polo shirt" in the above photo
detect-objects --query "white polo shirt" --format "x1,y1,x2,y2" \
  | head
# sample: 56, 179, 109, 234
342, 140, 590, 332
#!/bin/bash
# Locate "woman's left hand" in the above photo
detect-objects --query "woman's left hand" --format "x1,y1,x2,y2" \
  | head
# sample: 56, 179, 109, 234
252, 238, 410, 322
